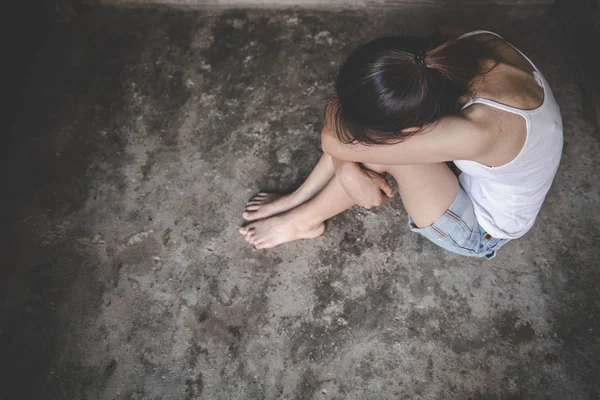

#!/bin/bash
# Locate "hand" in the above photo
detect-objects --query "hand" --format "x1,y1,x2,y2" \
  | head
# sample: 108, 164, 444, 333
333, 159, 394, 209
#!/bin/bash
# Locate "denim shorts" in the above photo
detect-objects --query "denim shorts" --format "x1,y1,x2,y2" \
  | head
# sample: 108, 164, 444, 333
408, 187, 510, 259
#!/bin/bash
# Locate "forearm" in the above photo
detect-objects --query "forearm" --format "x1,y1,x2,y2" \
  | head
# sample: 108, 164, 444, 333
320, 117, 474, 165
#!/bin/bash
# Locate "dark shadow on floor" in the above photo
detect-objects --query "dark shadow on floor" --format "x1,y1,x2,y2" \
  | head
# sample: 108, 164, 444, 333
1, 4, 599, 399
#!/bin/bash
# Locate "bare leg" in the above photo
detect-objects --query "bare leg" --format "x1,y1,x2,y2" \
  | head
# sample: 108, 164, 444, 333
239, 162, 458, 249
243, 153, 335, 221
239, 176, 354, 249
363, 162, 459, 228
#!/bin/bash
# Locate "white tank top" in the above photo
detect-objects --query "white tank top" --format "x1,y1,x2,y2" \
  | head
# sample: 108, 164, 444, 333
453, 30, 563, 239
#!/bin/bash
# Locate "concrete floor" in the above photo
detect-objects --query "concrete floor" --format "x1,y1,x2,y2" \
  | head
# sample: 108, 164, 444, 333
2, 4, 600, 400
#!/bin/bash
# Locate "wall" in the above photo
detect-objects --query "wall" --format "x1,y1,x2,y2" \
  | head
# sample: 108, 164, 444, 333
98, 0, 555, 8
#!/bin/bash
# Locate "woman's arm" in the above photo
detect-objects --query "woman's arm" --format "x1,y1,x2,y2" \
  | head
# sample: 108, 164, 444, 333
321, 115, 492, 165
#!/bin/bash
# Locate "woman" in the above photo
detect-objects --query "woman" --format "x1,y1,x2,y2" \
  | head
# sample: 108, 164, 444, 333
238, 28, 563, 258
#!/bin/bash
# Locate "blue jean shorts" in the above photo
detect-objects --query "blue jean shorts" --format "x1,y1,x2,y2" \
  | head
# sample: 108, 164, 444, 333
408, 187, 510, 259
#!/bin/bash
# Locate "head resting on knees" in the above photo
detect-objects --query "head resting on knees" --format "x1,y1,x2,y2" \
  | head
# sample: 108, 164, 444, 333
327, 31, 498, 145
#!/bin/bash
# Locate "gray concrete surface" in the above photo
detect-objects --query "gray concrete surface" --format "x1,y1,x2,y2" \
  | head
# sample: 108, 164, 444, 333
2, 4, 600, 400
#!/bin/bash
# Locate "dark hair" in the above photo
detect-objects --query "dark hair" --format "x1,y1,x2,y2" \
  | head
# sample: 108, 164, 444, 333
328, 31, 499, 145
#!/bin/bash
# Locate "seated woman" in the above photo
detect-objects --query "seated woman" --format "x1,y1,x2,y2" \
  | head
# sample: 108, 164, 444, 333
239, 28, 563, 259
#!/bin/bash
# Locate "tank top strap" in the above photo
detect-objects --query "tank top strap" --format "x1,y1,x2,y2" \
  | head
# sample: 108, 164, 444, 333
457, 30, 540, 72
460, 97, 530, 118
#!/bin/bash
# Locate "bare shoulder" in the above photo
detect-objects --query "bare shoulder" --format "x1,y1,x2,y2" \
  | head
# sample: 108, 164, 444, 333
440, 27, 502, 45
458, 101, 528, 166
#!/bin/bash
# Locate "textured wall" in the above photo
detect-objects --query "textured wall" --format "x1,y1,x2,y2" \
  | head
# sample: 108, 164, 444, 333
98, 0, 555, 8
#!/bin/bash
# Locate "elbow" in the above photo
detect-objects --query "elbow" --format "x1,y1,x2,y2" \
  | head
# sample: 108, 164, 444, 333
320, 128, 338, 157
321, 126, 356, 161
321, 143, 334, 157
321, 129, 332, 155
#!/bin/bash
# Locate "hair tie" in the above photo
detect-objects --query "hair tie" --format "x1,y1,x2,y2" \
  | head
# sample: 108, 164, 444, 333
414, 51, 427, 69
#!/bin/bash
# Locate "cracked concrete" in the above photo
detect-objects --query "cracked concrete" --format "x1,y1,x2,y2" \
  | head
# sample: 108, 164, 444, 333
1, 4, 599, 400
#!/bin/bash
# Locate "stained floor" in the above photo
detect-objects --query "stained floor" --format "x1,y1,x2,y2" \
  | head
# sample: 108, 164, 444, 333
1, 4, 600, 400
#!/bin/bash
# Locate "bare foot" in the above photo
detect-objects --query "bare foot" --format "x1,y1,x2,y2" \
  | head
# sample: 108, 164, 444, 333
242, 192, 300, 221
239, 210, 325, 249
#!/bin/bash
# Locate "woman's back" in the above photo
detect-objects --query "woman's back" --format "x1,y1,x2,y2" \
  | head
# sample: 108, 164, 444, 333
454, 30, 563, 239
